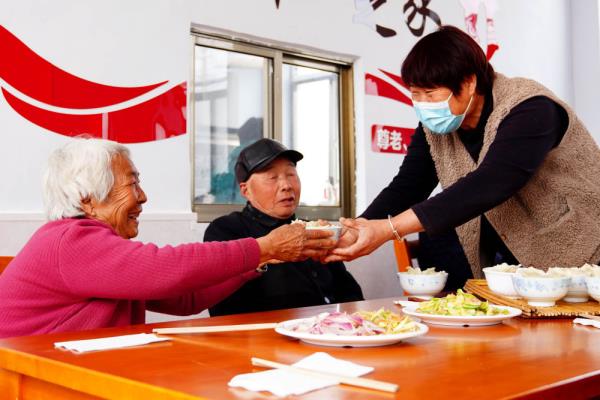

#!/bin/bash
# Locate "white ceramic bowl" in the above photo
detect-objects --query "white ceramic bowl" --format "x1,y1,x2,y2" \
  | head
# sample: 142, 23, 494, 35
511, 274, 571, 307
397, 271, 448, 298
585, 276, 600, 303
305, 225, 342, 241
563, 275, 589, 303
482, 267, 520, 299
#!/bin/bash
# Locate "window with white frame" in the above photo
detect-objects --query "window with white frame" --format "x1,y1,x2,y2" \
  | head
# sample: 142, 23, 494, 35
191, 32, 355, 221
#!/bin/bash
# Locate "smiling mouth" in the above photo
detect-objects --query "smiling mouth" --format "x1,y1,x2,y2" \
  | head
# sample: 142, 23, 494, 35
128, 209, 143, 222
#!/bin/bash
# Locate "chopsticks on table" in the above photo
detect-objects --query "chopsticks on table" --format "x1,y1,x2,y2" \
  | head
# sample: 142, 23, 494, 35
251, 357, 399, 393
152, 323, 278, 335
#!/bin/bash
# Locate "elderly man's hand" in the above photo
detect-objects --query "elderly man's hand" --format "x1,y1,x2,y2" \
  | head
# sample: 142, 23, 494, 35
256, 223, 336, 264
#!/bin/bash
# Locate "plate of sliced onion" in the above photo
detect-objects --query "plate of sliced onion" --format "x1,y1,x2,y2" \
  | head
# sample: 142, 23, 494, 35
275, 309, 428, 347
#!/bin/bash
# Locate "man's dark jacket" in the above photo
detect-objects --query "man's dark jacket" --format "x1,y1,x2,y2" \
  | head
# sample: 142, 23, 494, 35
204, 203, 364, 316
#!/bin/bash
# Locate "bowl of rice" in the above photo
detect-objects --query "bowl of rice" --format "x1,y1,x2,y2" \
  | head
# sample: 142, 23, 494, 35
293, 219, 342, 241
584, 264, 600, 303
482, 263, 522, 299
397, 267, 448, 298
548, 265, 594, 303
512, 268, 570, 307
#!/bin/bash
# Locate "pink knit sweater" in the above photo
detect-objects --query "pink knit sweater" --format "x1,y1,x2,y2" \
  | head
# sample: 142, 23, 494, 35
0, 218, 260, 338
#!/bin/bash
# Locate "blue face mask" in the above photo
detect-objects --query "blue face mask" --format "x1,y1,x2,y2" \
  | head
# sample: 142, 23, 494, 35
412, 93, 473, 135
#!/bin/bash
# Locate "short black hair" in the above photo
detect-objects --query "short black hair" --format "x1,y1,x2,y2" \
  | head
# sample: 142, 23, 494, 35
401, 25, 495, 95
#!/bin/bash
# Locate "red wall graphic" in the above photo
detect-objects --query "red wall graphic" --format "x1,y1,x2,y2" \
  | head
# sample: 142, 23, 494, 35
0, 25, 186, 143
366, 68, 415, 155
365, 69, 412, 106
460, 0, 500, 60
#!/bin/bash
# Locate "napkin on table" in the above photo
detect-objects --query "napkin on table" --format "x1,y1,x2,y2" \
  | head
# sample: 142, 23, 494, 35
573, 318, 600, 329
228, 352, 374, 397
54, 333, 170, 353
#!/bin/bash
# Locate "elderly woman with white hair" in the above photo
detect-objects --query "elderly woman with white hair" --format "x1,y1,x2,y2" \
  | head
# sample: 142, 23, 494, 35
0, 138, 334, 338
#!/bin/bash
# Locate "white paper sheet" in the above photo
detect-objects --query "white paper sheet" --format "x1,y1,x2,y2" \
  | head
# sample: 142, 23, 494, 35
54, 333, 170, 353
573, 317, 600, 329
228, 352, 374, 397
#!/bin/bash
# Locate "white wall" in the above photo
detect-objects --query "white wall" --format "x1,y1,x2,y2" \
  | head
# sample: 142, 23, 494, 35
572, 0, 600, 141
1, 1, 598, 317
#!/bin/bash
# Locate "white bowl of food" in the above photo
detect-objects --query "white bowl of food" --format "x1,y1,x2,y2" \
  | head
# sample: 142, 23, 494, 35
585, 265, 600, 303
511, 268, 571, 307
585, 277, 600, 303
548, 266, 593, 303
397, 267, 448, 298
482, 263, 522, 299
295, 220, 342, 241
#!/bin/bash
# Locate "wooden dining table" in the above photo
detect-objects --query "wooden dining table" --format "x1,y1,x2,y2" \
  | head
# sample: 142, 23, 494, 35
1, 297, 599, 400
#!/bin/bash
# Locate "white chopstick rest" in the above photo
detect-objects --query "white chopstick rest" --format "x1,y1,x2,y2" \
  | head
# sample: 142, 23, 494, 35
152, 323, 278, 335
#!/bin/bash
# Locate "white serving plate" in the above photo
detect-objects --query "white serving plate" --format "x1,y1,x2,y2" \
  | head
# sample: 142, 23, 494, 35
401, 304, 522, 327
275, 317, 428, 347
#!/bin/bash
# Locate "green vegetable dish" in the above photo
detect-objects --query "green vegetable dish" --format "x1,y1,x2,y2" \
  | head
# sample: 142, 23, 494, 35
416, 289, 509, 316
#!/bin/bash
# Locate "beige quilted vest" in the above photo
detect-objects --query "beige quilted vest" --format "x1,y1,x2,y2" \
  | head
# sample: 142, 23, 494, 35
424, 73, 600, 278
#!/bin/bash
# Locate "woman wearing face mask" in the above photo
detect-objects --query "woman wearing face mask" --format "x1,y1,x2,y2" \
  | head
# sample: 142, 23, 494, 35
328, 25, 600, 280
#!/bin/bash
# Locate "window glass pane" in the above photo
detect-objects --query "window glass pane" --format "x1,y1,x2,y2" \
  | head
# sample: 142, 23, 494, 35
282, 64, 340, 207
194, 46, 267, 204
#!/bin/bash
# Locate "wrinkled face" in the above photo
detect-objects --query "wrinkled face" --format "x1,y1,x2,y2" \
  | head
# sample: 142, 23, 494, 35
240, 157, 301, 219
84, 154, 147, 239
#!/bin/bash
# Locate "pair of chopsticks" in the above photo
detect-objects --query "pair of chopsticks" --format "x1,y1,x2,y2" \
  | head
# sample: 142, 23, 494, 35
252, 357, 399, 393
152, 323, 399, 393
152, 323, 277, 335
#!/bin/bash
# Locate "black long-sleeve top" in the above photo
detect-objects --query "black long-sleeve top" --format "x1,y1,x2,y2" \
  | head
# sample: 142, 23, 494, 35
361, 91, 569, 264
204, 203, 364, 316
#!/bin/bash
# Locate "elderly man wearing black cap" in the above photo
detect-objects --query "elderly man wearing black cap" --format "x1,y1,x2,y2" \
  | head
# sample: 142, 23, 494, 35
204, 138, 363, 316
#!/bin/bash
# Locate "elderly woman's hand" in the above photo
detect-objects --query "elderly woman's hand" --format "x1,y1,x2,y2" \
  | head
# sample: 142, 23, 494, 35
256, 223, 336, 263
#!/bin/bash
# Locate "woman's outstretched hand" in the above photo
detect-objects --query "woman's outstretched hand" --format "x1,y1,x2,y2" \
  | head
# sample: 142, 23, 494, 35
323, 217, 392, 262
324, 209, 424, 262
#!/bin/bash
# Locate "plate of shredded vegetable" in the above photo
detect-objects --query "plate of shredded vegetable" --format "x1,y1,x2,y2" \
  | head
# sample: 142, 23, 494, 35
275, 308, 428, 347
401, 290, 522, 327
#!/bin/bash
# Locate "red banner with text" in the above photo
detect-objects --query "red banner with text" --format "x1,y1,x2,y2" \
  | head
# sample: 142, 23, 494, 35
371, 125, 414, 155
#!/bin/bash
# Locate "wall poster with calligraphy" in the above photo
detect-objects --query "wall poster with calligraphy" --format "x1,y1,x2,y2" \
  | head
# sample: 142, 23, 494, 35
353, 0, 442, 38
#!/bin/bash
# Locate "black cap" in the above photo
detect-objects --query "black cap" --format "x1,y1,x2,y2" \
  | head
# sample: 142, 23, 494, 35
235, 138, 303, 183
